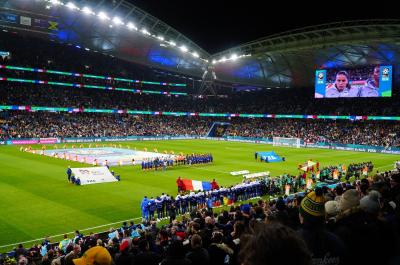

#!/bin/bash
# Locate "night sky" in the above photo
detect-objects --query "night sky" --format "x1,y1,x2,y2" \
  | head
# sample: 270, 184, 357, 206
129, 0, 398, 54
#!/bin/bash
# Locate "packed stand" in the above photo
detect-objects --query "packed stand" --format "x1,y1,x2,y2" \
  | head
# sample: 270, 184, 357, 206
0, 112, 210, 139
1, 81, 400, 115
225, 119, 400, 147
2, 112, 400, 147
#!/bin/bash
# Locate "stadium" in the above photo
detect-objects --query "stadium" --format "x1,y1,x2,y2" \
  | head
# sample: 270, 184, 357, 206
0, 0, 400, 264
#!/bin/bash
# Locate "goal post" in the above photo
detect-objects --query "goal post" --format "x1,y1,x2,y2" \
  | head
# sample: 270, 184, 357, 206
272, 137, 301, 148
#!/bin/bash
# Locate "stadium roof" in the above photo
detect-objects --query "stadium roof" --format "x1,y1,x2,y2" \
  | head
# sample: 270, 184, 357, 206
212, 20, 400, 88
0, 0, 210, 77
0, 1, 399, 89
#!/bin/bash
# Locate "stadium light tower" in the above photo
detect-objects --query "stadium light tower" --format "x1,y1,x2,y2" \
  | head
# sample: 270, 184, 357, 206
199, 64, 217, 95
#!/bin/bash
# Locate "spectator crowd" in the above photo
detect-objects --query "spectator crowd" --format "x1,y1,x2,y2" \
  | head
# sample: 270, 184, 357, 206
3, 170, 400, 265
2, 112, 400, 147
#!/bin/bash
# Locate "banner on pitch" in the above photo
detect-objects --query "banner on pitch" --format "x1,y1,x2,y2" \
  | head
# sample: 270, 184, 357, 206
71, 166, 117, 185
257, 151, 282, 163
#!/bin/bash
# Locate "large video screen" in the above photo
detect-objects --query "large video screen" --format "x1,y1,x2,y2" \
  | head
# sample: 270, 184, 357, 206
315, 65, 392, 98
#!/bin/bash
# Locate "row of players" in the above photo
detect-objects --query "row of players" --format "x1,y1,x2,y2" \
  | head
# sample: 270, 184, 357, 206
140, 153, 213, 170
139, 180, 265, 221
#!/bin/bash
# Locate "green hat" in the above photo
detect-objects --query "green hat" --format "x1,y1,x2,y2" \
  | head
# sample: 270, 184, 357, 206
300, 189, 325, 221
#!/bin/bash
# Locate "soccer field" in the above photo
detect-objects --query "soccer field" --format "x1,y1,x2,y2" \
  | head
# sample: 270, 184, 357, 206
0, 139, 397, 251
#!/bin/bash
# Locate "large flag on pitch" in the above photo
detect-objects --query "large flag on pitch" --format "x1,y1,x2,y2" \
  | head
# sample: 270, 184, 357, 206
182, 179, 212, 191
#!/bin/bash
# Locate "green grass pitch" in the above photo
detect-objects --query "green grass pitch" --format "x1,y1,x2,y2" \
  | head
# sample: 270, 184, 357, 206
0, 139, 397, 251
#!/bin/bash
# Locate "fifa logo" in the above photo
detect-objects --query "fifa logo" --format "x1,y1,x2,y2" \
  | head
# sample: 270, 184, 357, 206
317, 72, 324, 84
382, 67, 390, 81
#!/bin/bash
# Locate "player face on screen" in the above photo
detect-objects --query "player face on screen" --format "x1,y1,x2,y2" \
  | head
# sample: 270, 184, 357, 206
335, 72, 349, 91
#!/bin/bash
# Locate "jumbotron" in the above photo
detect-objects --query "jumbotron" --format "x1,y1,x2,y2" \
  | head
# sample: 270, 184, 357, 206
0, 2, 400, 265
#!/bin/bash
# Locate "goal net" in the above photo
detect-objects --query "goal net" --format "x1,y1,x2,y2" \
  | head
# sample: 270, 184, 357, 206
272, 137, 301, 148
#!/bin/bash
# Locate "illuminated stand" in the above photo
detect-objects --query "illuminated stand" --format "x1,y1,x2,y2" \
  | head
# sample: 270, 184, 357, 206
0, 75, 187, 96
0, 65, 187, 87
2, 105, 400, 121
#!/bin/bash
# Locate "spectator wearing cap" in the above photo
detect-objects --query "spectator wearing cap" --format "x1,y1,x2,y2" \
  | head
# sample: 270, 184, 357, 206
298, 188, 346, 265
114, 240, 134, 265
73, 246, 112, 265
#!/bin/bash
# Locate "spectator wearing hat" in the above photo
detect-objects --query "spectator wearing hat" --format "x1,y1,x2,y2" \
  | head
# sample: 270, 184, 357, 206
333, 188, 394, 265
338, 189, 360, 213
325, 200, 339, 230
360, 190, 381, 215
114, 240, 134, 265
298, 188, 346, 265
325, 200, 340, 217
73, 246, 112, 265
